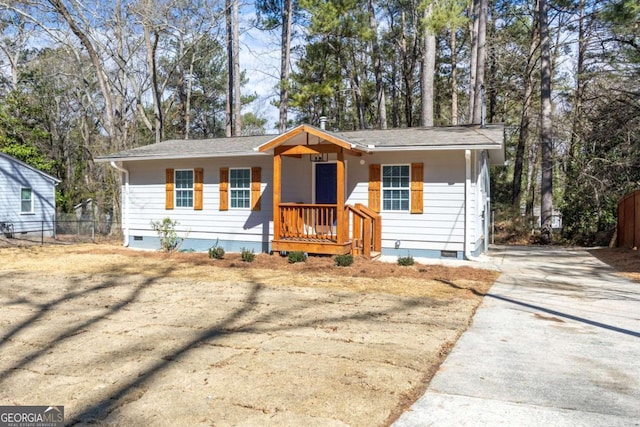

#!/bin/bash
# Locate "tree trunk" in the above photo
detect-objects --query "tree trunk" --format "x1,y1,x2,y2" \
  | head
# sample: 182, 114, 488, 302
143, 25, 163, 143
539, 0, 553, 243
368, 0, 387, 129
451, 28, 458, 125
48, 0, 116, 142
468, 0, 479, 122
349, 55, 366, 130
278, 0, 293, 133
421, 4, 436, 127
512, 3, 539, 207
400, 11, 415, 127
569, 0, 586, 159
472, 0, 487, 124
185, 53, 196, 139
232, 0, 241, 136
225, 0, 233, 137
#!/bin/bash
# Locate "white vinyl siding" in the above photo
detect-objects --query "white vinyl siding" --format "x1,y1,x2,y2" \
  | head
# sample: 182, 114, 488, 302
230, 168, 251, 209
121, 148, 487, 257
347, 151, 469, 252
175, 170, 193, 208
124, 158, 272, 245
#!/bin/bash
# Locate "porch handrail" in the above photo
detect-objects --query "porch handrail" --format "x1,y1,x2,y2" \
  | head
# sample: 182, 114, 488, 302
345, 203, 382, 257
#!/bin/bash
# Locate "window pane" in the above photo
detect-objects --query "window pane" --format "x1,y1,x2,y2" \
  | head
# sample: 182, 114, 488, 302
230, 169, 250, 188
175, 170, 193, 189
176, 190, 193, 207
382, 166, 410, 211
174, 171, 193, 207
21, 188, 32, 213
230, 169, 251, 208
231, 189, 250, 208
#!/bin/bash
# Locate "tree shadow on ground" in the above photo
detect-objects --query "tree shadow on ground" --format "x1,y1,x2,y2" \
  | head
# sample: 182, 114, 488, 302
0, 265, 175, 385
0, 267, 437, 426
437, 279, 640, 338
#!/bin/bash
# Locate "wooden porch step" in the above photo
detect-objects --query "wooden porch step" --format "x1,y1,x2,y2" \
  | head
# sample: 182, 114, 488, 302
369, 251, 382, 261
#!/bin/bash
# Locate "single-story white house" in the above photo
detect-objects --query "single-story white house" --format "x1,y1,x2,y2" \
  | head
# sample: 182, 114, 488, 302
0, 152, 59, 237
96, 124, 505, 259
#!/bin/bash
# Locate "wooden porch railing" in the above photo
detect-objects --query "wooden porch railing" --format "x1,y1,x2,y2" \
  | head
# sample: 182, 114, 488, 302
279, 203, 338, 241
345, 203, 381, 258
276, 202, 381, 258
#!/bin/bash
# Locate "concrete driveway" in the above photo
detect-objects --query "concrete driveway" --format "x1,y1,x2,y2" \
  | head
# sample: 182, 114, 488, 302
393, 246, 640, 426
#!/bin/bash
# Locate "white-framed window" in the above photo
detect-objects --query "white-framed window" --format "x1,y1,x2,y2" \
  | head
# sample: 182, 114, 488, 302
230, 168, 251, 208
175, 169, 194, 208
21, 188, 34, 213
382, 165, 410, 211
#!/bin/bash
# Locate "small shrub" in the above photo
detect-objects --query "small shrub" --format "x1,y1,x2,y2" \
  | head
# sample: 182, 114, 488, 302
288, 251, 307, 263
397, 255, 414, 266
150, 217, 183, 253
334, 254, 354, 267
241, 247, 255, 263
208, 245, 225, 259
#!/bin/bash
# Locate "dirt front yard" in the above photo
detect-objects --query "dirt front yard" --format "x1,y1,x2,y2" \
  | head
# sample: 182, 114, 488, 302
0, 244, 498, 426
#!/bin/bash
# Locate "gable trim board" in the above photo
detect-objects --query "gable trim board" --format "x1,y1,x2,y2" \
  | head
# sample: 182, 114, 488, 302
97, 124, 504, 260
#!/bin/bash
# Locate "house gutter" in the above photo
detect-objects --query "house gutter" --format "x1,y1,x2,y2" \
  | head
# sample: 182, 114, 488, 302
464, 150, 482, 261
110, 161, 130, 247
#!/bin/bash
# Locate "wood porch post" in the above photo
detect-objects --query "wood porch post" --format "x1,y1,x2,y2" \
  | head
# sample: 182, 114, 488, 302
273, 153, 282, 241
336, 149, 345, 244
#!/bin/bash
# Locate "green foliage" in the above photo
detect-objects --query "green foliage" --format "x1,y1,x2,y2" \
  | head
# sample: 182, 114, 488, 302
397, 255, 414, 266
208, 244, 225, 260
242, 112, 267, 136
241, 247, 256, 263
602, 0, 640, 64
560, 84, 640, 244
150, 218, 183, 253
0, 91, 53, 173
0, 143, 54, 173
287, 251, 307, 263
334, 254, 354, 267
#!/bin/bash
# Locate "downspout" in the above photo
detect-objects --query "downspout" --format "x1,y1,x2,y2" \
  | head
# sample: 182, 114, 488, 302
464, 150, 482, 261
483, 151, 491, 253
110, 161, 130, 247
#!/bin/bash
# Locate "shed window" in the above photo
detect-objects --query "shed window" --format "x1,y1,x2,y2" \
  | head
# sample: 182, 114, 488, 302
21, 188, 33, 213
175, 170, 194, 208
230, 168, 251, 208
382, 165, 410, 211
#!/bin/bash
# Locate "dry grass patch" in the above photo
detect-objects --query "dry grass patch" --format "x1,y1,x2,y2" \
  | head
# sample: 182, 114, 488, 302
3, 243, 497, 299
0, 243, 498, 426
589, 247, 640, 282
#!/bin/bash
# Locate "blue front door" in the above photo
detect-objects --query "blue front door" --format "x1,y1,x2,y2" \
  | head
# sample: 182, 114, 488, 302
315, 163, 337, 204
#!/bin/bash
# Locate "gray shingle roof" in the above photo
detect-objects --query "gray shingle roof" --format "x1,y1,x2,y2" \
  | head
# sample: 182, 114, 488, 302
333, 124, 503, 149
95, 135, 273, 162
95, 124, 504, 163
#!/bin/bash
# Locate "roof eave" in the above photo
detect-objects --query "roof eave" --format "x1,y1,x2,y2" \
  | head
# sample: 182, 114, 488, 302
369, 144, 503, 152
94, 151, 269, 163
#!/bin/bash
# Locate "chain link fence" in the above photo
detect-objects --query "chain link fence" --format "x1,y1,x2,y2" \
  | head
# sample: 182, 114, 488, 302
0, 214, 121, 247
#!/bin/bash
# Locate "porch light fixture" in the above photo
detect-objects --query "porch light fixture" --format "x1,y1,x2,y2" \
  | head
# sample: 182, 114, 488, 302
310, 153, 329, 163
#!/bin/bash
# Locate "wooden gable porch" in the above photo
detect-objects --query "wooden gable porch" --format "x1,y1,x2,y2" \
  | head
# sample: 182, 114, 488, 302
258, 125, 381, 258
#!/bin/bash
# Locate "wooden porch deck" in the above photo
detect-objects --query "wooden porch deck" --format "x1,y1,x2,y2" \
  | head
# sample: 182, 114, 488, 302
273, 203, 381, 258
